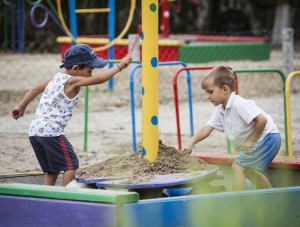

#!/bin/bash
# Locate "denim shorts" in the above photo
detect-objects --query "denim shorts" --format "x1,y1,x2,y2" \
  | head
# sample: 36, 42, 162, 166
29, 135, 79, 173
234, 133, 281, 172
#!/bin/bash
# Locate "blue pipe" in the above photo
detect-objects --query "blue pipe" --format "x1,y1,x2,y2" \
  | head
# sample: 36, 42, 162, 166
69, 0, 77, 45
130, 61, 192, 153
11, 0, 16, 52
30, 4, 67, 34
129, 64, 142, 153
108, 0, 115, 90
17, 0, 23, 52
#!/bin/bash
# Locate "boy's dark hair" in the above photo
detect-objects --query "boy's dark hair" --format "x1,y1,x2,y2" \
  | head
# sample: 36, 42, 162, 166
65, 64, 87, 70
201, 66, 235, 91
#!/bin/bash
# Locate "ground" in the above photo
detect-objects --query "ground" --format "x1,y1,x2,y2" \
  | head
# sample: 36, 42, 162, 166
0, 51, 299, 177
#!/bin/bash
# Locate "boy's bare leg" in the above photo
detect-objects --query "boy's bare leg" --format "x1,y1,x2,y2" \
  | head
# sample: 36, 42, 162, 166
231, 164, 247, 191
62, 170, 76, 186
44, 172, 60, 186
244, 169, 272, 189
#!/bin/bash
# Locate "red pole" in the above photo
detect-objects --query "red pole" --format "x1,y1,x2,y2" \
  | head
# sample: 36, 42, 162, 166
160, 0, 170, 37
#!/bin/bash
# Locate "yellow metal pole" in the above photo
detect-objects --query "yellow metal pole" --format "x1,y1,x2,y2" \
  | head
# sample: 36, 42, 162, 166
75, 8, 110, 13
141, 0, 159, 162
285, 71, 300, 159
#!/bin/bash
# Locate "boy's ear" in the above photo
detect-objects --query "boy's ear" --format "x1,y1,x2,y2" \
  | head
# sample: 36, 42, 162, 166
72, 65, 79, 71
223, 85, 230, 93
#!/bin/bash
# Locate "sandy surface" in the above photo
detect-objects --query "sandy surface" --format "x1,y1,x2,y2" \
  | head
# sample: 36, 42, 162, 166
0, 51, 300, 175
76, 140, 217, 184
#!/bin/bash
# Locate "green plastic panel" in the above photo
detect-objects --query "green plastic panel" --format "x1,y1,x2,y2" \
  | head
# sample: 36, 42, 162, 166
0, 183, 139, 204
179, 42, 270, 63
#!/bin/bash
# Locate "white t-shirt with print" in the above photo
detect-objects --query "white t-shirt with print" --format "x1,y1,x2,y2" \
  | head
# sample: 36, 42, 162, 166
29, 72, 81, 137
206, 92, 279, 151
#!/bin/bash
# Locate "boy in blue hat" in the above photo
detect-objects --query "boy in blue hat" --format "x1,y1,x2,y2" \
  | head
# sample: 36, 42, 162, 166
183, 66, 281, 191
11, 44, 132, 186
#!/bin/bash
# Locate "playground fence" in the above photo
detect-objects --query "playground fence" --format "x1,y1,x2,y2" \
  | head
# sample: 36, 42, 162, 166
1, 42, 300, 163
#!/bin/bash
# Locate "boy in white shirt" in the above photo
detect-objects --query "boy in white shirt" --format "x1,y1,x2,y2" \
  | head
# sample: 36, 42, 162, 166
184, 66, 281, 191
11, 44, 132, 186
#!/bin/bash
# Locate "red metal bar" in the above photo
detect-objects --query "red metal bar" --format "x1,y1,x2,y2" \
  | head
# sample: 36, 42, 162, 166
192, 152, 300, 170
167, 34, 272, 43
160, 0, 170, 37
129, 24, 142, 55
173, 66, 238, 150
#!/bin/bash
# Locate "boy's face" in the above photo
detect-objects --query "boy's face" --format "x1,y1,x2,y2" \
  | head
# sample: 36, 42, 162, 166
202, 78, 229, 107
77, 66, 94, 78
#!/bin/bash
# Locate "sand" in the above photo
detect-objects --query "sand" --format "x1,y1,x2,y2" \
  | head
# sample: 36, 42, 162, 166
76, 140, 217, 184
0, 51, 300, 176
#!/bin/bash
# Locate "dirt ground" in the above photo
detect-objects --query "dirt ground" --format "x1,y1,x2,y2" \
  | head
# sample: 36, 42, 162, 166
0, 50, 300, 177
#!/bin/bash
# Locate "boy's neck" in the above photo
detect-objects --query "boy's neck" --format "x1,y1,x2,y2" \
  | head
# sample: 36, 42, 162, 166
222, 91, 233, 109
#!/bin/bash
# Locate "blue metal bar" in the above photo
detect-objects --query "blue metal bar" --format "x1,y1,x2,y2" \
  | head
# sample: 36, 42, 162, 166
17, 0, 22, 52
69, 0, 77, 44
108, 0, 115, 90
129, 64, 142, 153
130, 61, 191, 153
11, 0, 16, 52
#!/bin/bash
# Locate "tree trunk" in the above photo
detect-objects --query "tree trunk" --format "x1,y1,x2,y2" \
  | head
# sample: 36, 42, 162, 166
272, 0, 293, 46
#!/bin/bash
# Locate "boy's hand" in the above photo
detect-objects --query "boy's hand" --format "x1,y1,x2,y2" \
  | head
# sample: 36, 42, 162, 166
241, 140, 254, 150
120, 54, 132, 69
11, 106, 24, 120
182, 148, 192, 154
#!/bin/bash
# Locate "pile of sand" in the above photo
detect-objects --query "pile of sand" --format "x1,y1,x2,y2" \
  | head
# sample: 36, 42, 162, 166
76, 140, 216, 184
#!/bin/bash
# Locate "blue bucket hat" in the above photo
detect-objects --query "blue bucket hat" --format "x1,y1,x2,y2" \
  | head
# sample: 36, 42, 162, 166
59, 44, 109, 69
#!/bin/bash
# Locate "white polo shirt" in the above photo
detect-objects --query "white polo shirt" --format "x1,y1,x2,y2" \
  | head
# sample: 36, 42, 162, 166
206, 92, 279, 151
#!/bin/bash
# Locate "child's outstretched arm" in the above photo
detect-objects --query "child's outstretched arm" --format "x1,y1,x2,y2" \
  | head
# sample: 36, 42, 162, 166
241, 114, 267, 150
183, 124, 214, 153
11, 79, 51, 120
68, 54, 132, 88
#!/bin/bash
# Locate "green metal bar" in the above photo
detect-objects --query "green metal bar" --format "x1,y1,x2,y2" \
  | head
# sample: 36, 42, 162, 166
26, 0, 42, 5
0, 184, 139, 204
109, 59, 141, 64
232, 68, 288, 155
83, 60, 141, 151
46, 0, 59, 19
84, 86, 89, 151
226, 138, 231, 154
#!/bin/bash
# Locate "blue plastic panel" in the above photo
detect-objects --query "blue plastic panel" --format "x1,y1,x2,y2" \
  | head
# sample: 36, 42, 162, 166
0, 194, 119, 227
95, 169, 218, 189
122, 186, 300, 227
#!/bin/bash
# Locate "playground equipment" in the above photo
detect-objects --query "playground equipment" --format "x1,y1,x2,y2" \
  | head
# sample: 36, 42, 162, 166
30, 3, 67, 35
140, 0, 159, 162
129, 61, 190, 153
4, 0, 63, 52
2, 1, 300, 226
285, 71, 300, 158
1, 171, 300, 226
75, 167, 219, 199
6, 0, 26, 52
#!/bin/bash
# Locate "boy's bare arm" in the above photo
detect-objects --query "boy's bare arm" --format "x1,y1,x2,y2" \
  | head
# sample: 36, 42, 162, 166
69, 54, 132, 88
183, 124, 214, 153
241, 114, 267, 150
11, 79, 51, 120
